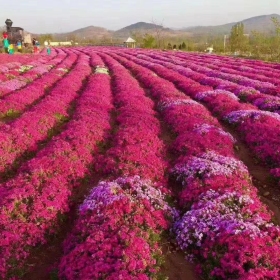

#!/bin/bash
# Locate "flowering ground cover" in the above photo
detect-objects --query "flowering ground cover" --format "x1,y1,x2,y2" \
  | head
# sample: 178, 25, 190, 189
0, 48, 280, 280
117, 50, 280, 185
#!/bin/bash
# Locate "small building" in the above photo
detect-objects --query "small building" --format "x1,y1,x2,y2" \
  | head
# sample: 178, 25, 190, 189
124, 37, 136, 48
205, 47, 214, 54
49, 41, 72, 46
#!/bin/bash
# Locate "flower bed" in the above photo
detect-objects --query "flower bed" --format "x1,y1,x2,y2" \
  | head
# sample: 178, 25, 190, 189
0, 54, 113, 278
107, 51, 280, 279
0, 53, 89, 174
59, 53, 171, 279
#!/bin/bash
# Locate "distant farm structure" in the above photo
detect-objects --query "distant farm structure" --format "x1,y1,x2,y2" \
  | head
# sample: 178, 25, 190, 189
124, 37, 136, 48
49, 41, 73, 46
4, 18, 32, 46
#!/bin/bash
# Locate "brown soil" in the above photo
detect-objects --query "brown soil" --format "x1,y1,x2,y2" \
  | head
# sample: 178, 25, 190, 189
224, 124, 280, 225
162, 244, 201, 280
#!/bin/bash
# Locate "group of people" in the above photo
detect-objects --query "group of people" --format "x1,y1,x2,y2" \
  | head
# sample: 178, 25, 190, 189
2, 32, 51, 55
32, 38, 51, 55
2, 32, 22, 54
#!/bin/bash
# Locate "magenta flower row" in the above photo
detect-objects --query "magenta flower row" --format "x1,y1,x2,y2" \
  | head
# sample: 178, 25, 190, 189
132, 51, 280, 113
159, 51, 280, 90
0, 51, 58, 78
0, 53, 90, 174
0, 49, 64, 97
58, 53, 172, 279
107, 51, 280, 279
0, 54, 113, 278
59, 176, 172, 280
174, 51, 280, 80
0, 51, 77, 117
119, 51, 280, 182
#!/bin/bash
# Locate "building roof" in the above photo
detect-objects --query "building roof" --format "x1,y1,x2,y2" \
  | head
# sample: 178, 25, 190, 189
124, 37, 136, 43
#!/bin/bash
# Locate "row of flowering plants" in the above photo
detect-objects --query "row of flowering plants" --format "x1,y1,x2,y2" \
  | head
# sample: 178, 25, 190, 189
0, 51, 58, 80
132, 51, 280, 113
0, 53, 90, 176
0, 61, 35, 82
0, 49, 63, 97
174, 51, 280, 81
0, 50, 77, 119
0, 53, 39, 67
0, 53, 114, 278
107, 51, 280, 279
161, 51, 280, 107
57, 52, 173, 280
186, 53, 280, 85
118, 51, 280, 184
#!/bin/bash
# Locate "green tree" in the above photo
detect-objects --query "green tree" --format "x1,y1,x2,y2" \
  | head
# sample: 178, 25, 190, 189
38, 34, 53, 44
181, 42, 186, 49
271, 16, 280, 36
229, 23, 248, 52
270, 17, 280, 61
143, 34, 155, 48
130, 31, 144, 47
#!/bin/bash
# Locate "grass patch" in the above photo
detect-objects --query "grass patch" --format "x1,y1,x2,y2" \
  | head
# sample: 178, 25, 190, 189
1, 109, 21, 122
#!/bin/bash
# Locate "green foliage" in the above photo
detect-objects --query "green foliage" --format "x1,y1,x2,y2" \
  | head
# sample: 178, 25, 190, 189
143, 34, 155, 48
38, 34, 53, 44
181, 42, 186, 49
271, 16, 280, 36
229, 22, 249, 52
54, 113, 69, 123
1, 109, 21, 121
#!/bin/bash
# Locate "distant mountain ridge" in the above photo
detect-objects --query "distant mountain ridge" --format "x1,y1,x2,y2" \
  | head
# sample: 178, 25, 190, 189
181, 14, 280, 35
35, 14, 280, 39
114, 22, 172, 36
67, 25, 112, 39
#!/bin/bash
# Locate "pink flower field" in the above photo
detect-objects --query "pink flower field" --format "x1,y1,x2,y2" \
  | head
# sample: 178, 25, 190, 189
0, 48, 280, 280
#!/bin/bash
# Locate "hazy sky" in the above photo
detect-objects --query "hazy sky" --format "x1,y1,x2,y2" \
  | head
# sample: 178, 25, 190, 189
0, 0, 279, 33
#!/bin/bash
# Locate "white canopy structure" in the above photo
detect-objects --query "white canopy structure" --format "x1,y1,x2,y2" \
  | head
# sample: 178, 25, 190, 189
124, 37, 136, 48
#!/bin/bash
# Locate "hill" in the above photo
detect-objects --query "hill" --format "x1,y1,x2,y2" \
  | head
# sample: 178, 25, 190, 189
31, 14, 280, 41
67, 25, 113, 39
181, 14, 280, 35
115, 22, 172, 36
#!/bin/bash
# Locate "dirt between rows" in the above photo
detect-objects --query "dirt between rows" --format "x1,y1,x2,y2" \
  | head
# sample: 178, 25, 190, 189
162, 247, 201, 280
225, 124, 280, 225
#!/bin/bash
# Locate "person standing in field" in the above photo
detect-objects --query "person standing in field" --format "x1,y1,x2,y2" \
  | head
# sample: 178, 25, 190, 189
3, 32, 9, 53
32, 38, 37, 53
8, 44, 14, 55
35, 40, 40, 53
17, 40, 22, 53
47, 46, 51, 55
44, 40, 51, 55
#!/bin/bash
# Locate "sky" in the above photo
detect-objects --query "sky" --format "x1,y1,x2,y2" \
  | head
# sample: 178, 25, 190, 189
0, 0, 279, 33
